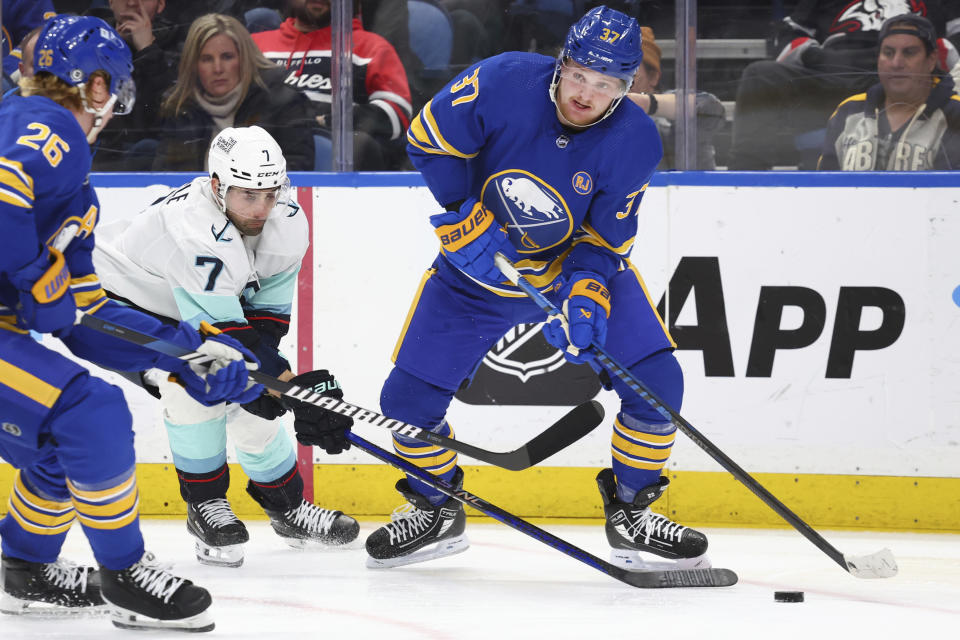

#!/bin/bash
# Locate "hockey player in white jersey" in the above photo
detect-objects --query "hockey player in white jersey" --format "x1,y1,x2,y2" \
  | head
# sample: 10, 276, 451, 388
94, 126, 358, 567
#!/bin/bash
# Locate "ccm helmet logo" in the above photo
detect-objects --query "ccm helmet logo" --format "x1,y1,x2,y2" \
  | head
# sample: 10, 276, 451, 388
257, 171, 281, 177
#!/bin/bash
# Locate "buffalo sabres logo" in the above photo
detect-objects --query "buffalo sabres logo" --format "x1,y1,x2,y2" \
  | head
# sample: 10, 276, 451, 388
481, 170, 573, 254
833, 1, 915, 34
481, 323, 566, 383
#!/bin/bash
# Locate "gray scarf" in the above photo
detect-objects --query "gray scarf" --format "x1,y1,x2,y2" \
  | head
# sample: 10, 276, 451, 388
194, 84, 243, 167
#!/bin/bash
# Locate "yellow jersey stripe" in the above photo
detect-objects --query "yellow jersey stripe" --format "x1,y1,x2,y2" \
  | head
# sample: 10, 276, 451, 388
71, 489, 138, 517
0, 188, 31, 208
7, 506, 75, 535
611, 448, 667, 470
10, 492, 77, 527
624, 262, 675, 347
421, 100, 477, 159
392, 268, 436, 363
611, 433, 673, 461
580, 222, 634, 255
13, 472, 74, 511
0, 157, 34, 190
407, 112, 434, 147
67, 474, 136, 502
613, 418, 677, 445
0, 359, 62, 408
74, 502, 140, 530
0, 167, 35, 199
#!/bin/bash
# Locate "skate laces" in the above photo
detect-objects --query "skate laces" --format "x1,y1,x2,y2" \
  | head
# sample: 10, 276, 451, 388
42, 559, 91, 593
127, 553, 184, 604
196, 498, 241, 528
284, 501, 337, 534
629, 507, 687, 544
384, 503, 433, 543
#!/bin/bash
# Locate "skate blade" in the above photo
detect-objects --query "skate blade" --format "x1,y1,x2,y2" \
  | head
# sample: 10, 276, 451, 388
195, 540, 244, 568
611, 549, 712, 572
366, 534, 470, 569
0, 594, 109, 618
109, 606, 215, 632
276, 533, 358, 550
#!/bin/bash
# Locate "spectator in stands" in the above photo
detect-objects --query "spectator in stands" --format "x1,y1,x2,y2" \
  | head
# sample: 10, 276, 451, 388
819, 14, 960, 171
154, 13, 315, 171
729, 1, 959, 170
252, 0, 412, 170
89, 0, 182, 170
626, 26, 726, 169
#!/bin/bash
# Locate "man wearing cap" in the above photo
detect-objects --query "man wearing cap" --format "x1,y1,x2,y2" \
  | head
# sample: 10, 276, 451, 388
730, 1, 959, 170
818, 14, 960, 171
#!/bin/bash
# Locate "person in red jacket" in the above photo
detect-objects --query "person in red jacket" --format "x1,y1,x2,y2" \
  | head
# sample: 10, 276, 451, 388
252, 0, 413, 170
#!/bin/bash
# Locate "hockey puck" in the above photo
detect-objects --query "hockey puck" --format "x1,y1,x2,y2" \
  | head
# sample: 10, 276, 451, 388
774, 591, 804, 603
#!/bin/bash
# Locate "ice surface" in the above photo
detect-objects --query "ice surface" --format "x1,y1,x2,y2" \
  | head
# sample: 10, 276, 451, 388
1, 520, 956, 639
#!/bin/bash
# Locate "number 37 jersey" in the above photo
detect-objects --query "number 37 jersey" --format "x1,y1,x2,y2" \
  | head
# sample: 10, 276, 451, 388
93, 178, 308, 328
406, 52, 663, 295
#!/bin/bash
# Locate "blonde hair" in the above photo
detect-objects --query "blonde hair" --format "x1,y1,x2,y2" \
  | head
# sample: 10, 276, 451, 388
162, 13, 275, 117
20, 70, 110, 112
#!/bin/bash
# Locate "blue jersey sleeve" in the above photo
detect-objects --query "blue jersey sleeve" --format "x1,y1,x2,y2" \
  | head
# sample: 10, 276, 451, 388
564, 107, 662, 282
406, 59, 499, 207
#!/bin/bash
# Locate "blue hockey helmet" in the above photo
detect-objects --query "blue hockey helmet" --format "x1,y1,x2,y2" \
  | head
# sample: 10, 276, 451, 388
560, 5, 643, 85
34, 15, 135, 115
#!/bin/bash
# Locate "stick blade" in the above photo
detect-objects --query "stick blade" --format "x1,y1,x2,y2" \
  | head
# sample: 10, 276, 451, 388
520, 401, 605, 467
844, 548, 898, 579
620, 567, 739, 589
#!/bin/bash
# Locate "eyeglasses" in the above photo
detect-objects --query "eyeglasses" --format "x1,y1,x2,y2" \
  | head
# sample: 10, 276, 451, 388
558, 64, 626, 99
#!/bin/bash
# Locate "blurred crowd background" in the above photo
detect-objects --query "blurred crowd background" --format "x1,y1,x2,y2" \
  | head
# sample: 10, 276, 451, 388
3, 1, 959, 172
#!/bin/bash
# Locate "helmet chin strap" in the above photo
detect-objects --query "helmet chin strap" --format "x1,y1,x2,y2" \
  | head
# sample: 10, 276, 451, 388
80, 87, 118, 143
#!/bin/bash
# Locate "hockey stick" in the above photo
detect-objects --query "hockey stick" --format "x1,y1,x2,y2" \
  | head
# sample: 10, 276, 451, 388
494, 253, 897, 580
73, 311, 604, 471
347, 431, 737, 588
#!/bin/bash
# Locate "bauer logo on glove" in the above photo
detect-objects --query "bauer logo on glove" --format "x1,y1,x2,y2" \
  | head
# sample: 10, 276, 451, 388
435, 202, 493, 252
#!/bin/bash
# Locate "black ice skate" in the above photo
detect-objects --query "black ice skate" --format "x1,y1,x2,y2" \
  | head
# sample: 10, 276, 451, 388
365, 469, 469, 568
264, 499, 360, 549
99, 551, 214, 632
596, 468, 710, 571
0, 555, 106, 616
187, 498, 249, 567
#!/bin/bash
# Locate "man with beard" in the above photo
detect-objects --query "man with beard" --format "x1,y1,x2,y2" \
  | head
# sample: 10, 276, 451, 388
729, 0, 959, 170
252, 0, 412, 170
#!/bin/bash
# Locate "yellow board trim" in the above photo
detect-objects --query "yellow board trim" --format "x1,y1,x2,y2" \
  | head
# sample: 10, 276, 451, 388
0, 464, 957, 532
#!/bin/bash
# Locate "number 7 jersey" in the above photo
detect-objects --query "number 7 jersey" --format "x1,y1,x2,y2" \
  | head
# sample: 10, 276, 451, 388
93, 177, 308, 330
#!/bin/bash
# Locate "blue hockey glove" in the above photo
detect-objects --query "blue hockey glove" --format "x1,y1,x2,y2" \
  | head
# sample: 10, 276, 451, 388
167, 322, 265, 406
430, 199, 513, 283
542, 272, 611, 365
11, 246, 76, 333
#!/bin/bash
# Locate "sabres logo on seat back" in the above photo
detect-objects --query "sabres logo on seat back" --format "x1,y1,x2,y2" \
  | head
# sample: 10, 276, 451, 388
481, 171, 573, 253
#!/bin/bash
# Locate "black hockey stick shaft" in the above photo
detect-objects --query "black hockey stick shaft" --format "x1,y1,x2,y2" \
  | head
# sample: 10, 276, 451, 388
494, 254, 864, 575
74, 311, 603, 470
348, 431, 737, 588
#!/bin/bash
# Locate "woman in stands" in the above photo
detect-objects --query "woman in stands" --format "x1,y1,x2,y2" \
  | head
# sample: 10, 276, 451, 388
154, 13, 315, 171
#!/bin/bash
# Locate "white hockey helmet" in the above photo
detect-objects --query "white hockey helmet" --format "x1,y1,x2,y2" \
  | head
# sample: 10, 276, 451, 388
208, 126, 290, 213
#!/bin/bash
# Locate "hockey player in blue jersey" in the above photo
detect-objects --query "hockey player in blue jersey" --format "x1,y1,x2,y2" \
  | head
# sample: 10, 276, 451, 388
0, 16, 263, 631
366, 5, 710, 572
